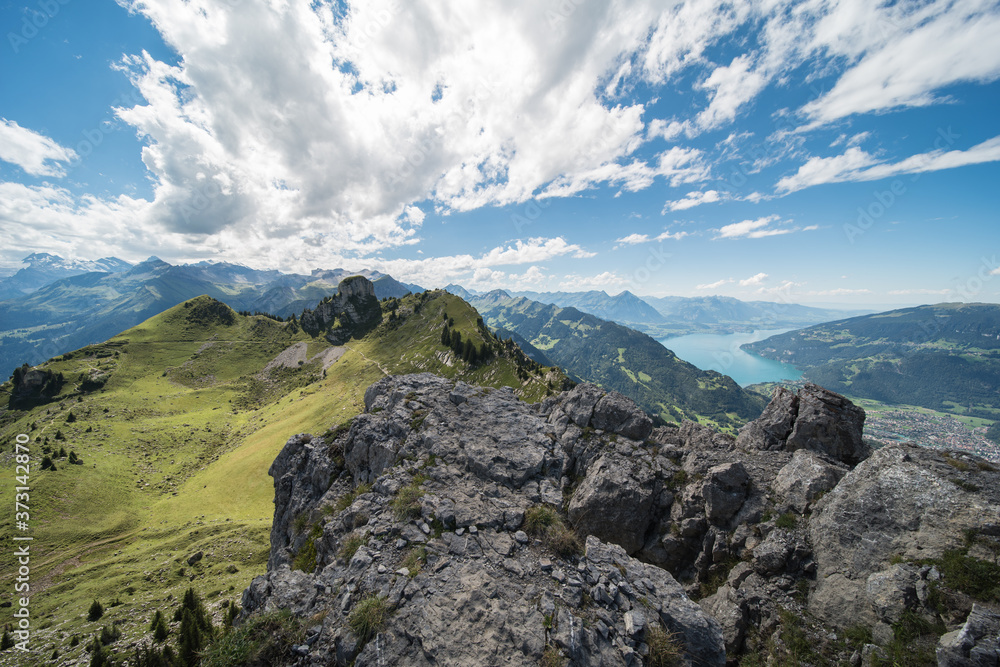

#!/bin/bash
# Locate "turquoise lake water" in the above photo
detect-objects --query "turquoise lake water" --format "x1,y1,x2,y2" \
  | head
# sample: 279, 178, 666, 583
658, 328, 803, 387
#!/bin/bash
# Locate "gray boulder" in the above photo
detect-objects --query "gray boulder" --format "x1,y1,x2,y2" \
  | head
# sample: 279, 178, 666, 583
773, 449, 848, 513
809, 444, 1000, 629
702, 461, 750, 524
568, 453, 661, 555
591, 391, 654, 441
736, 383, 868, 467
937, 604, 1000, 666
787, 383, 868, 466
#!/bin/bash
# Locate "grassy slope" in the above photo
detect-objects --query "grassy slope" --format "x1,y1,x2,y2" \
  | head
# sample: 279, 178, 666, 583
0, 290, 557, 665
743, 303, 1000, 421
473, 296, 765, 432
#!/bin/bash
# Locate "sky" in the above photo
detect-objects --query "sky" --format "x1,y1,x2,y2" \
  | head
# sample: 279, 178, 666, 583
1, 0, 999, 307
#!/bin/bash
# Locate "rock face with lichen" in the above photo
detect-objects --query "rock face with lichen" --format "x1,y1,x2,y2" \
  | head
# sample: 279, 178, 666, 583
243, 376, 1000, 666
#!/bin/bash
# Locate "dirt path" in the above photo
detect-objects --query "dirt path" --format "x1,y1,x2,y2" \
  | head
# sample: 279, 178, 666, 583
344, 344, 390, 376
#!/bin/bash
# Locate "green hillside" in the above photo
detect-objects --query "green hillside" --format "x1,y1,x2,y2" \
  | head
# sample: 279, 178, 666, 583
0, 288, 558, 664
744, 302, 1000, 421
471, 295, 766, 432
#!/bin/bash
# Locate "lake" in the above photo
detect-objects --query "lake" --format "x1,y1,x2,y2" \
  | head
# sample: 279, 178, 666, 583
658, 328, 803, 387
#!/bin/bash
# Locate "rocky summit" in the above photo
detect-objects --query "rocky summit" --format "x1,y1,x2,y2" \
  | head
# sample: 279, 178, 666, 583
242, 374, 1000, 666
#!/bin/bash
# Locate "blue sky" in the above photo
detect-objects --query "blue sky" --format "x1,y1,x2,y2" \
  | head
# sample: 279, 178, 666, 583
1, 0, 998, 307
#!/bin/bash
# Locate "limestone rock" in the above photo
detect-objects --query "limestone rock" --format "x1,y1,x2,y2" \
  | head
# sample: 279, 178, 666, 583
243, 373, 724, 666
702, 461, 750, 524
736, 383, 868, 466
591, 391, 654, 441
773, 449, 848, 513
809, 444, 1000, 629
937, 604, 1000, 666
568, 453, 661, 554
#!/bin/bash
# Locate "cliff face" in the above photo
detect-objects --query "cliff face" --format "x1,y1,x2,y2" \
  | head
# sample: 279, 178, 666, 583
244, 375, 1000, 666
299, 276, 382, 344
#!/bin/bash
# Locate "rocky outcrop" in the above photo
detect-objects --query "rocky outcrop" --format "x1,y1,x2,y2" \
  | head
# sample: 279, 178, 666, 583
808, 444, 1000, 634
300, 276, 382, 344
736, 383, 869, 466
244, 374, 725, 665
937, 604, 1000, 666
244, 374, 1000, 666
8, 363, 64, 407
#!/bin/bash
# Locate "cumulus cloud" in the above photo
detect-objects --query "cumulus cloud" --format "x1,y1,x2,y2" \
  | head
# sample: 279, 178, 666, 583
615, 233, 650, 246
662, 189, 724, 211
739, 272, 768, 286
0, 120, 77, 177
6, 0, 1000, 268
615, 230, 688, 248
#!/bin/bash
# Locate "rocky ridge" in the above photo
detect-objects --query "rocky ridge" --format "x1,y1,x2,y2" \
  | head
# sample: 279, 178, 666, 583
299, 276, 383, 344
243, 375, 1000, 666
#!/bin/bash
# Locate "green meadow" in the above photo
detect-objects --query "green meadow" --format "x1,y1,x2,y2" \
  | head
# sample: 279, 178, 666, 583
0, 290, 558, 664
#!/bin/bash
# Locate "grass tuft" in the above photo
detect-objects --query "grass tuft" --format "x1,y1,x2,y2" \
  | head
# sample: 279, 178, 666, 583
348, 595, 391, 645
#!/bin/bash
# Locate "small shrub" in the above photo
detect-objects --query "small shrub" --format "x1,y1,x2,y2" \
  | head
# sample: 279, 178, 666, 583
524, 505, 558, 536
546, 523, 581, 558
338, 532, 367, 562
335, 482, 372, 512
401, 547, 427, 577
775, 512, 798, 530
645, 624, 683, 667
943, 454, 970, 471
347, 596, 391, 644
540, 645, 567, 666
200, 610, 303, 667
292, 538, 318, 573
87, 600, 104, 622
391, 481, 424, 521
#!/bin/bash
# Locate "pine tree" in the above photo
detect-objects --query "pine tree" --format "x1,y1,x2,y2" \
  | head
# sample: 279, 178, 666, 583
88, 600, 104, 621
451, 330, 462, 350
441, 325, 450, 346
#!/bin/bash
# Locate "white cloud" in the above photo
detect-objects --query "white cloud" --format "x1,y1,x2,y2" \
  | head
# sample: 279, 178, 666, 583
0, 119, 77, 177
615, 233, 650, 246
662, 189, 724, 211
800, 0, 1000, 125
558, 271, 626, 290
775, 147, 876, 193
695, 55, 767, 131
777, 136, 1000, 193
715, 215, 792, 239
615, 229, 688, 248
654, 229, 689, 241
102, 0, 721, 259
739, 272, 768, 286
696, 278, 734, 290
469, 265, 549, 291
363, 236, 590, 287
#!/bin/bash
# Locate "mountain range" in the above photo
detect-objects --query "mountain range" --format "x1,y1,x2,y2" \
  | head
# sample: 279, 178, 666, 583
446, 284, 870, 336
0, 255, 421, 379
